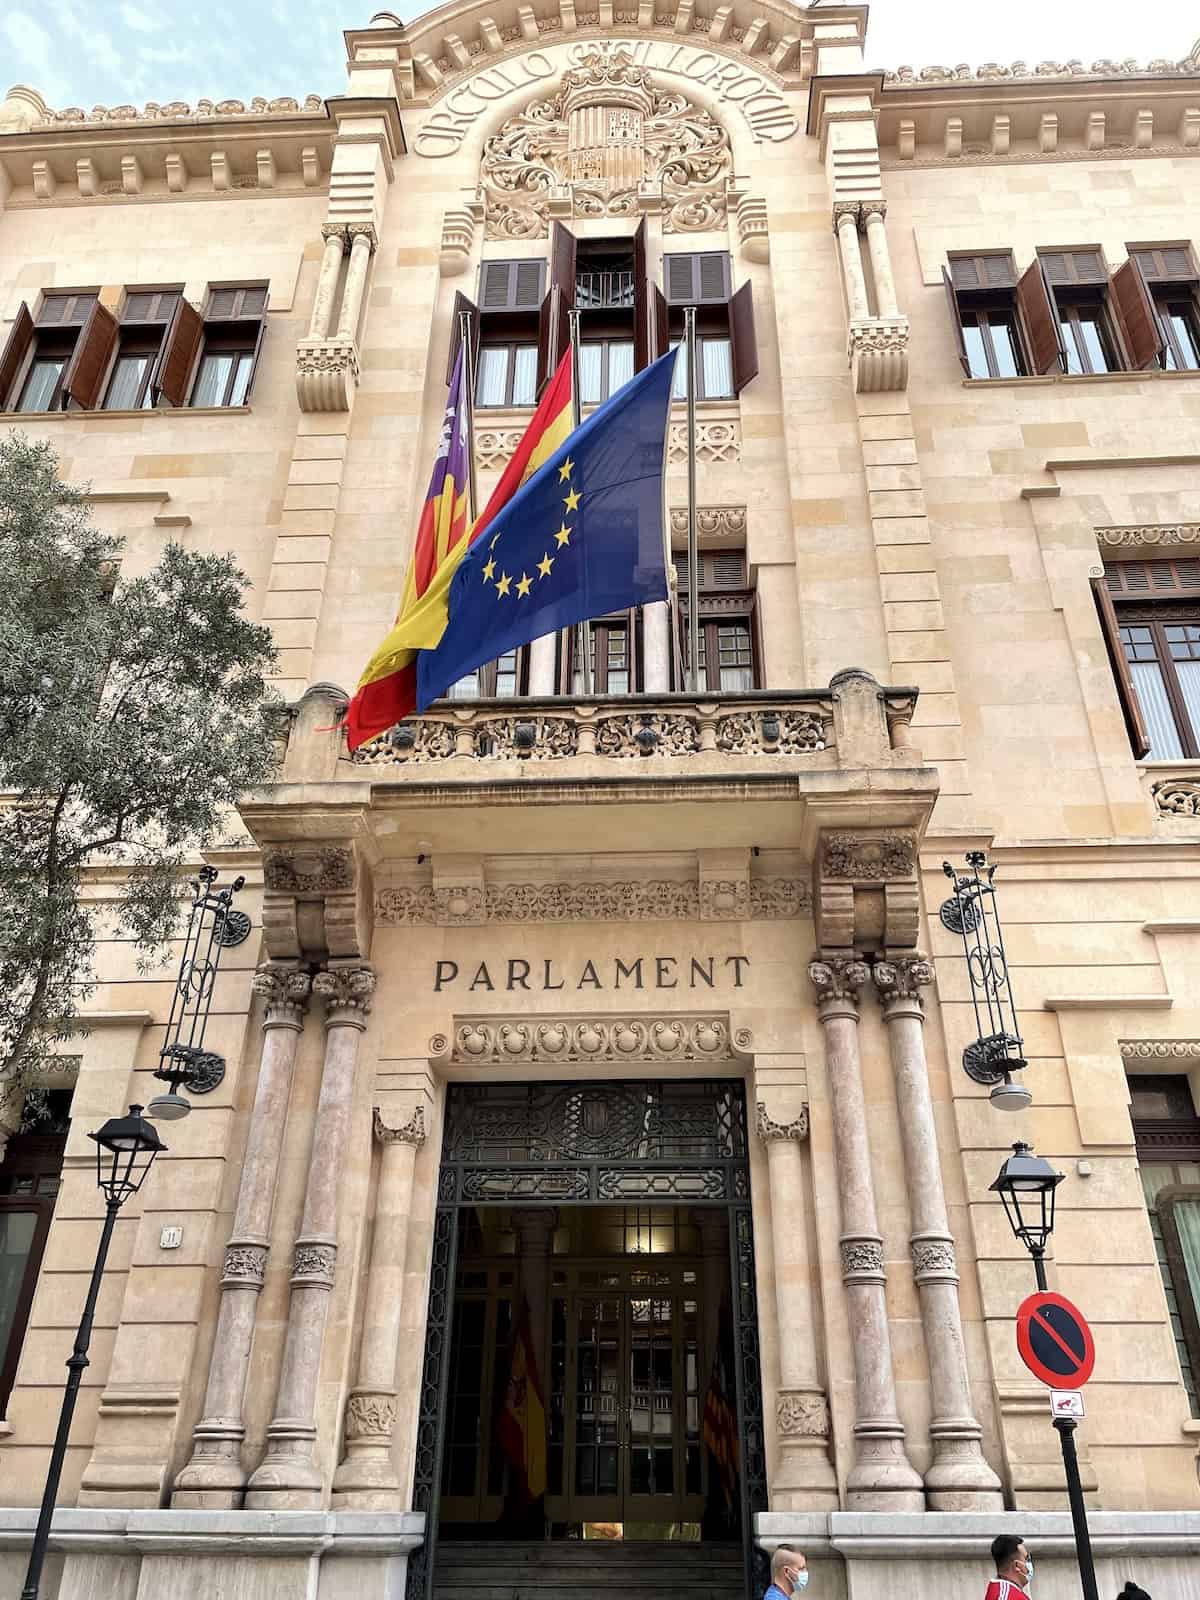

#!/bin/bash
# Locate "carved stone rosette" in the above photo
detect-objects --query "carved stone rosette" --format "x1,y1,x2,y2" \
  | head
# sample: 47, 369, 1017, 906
449, 1015, 744, 1066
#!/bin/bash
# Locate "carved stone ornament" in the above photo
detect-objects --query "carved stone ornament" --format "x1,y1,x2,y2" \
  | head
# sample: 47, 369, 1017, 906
669, 506, 747, 543
36, 93, 324, 129
823, 832, 915, 882
374, 1104, 427, 1147
1097, 523, 1200, 549
221, 1242, 268, 1288
377, 877, 810, 926
296, 338, 360, 413
872, 956, 936, 1004
776, 1389, 831, 1439
808, 956, 871, 1005
848, 317, 910, 394
344, 1389, 398, 1441
669, 418, 741, 464
263, 846, 355, 894
883, 54, 1200, 86
479, 43, 732, 237
313, 965, 377, 1023
840, 1236, 885, 1281
251, 963, 312, 1026
1152, 777, 1200, 817
911, 1236, 958, 1280
451, 1015, 740, 1066
755, 1101, 809, 1143
291, 1240, 337, 1286
699, 878, 750, 920
433, 884, 486, 925
1120, 1040, 1200, 1061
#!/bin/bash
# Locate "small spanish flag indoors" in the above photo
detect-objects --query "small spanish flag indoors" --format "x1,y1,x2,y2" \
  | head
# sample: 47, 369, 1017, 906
496, 1297, 548, 1506
343, 349, 574, 751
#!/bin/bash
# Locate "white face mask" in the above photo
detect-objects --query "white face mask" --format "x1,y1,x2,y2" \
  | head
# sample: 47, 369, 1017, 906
1023, 1559, 1034, 1586
791, 1573, 809, 1592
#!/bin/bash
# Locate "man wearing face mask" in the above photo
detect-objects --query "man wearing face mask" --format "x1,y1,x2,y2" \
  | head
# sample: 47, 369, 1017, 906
764, 1546, 809, 1600
986, 1534, 1033, 1598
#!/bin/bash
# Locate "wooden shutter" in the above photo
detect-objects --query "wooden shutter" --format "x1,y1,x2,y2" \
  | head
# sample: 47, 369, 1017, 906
665, 253, 698, 305
550, 221, 577, 305
478, 260, 544, 312
942, 266, 971, 376
948, 253, 1018, 291
152, 297, 204, 406
240, 317, 267, 404
652, 286, 669, 361
0, 303, 34, 409
728, 280, 758, 394
1016, 259, 1064, 375
61, 299, 119, 410
1091, 573, 1151, 759
664, 252, 731, 306
445, 290, 480, 385
1109, 257, 1164, 371
633, 216, 649, 373
1130, 246, 1197, 284
1105, 556, 1200, 596
1039, 249, 1107, 286
123, 289, 180, 323
536, 283, 572, 393
37, 292, 95, 327
677, 550, 747, 590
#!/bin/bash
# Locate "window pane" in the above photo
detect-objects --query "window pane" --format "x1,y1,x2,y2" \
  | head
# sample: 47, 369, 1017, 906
495, 651, 519, 697
1176, 660, 1200, 748
1130, 661, 1185, 759
701, 337, 733, 399
579, 344, 603, 405
1060, 318, 1083, 375
18, 359, 63, 413
512, 345, 537, 407
447, 671, 480, 699
0, 1211, 39, 1384
989, 312, 1022, 378
228, 352, 254, 407
1167, 307, 1200, 370
669, 340, 687, 400
1077, 310, 1114, 374
961, 315, 990, 379
192, 352, 233, 408
105, 353, 150, 411
607, 341, 634, 398
476, 347, 508, 408
717, 622, 754, 691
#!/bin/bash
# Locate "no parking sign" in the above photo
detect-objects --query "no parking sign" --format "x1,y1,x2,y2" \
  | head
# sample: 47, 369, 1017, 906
1016, 1291, 1095, 1389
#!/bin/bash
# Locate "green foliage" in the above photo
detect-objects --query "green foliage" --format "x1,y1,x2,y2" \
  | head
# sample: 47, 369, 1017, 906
0, 433, 280, 1097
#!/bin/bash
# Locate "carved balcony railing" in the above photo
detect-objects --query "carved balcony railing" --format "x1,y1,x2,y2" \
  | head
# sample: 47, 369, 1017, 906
348, 692, 836, 771
1141, 762, 1200, 825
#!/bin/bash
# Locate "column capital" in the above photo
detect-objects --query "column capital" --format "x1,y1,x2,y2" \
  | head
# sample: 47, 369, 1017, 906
872, 954, 935, 1008
321, 222, 350, 249
374, 1104, 425, 1147
809, 954, 870, 1009
832, 199, 862, 231
840, 1233, 885, 1284
314, 963, 376, 1028
252, 962, 312, 1030
861, 199, 888, 223
347, 221, 378, 253
756, 1100, 809, 1144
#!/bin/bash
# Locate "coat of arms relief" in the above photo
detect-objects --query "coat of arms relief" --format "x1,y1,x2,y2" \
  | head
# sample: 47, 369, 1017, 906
480, 45, 733, 239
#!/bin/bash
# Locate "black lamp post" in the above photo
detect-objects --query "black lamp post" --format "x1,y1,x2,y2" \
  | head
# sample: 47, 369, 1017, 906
990, 1142, 1098, 1600
20, 1107, 166, 1600
940, 851, 1032, 1111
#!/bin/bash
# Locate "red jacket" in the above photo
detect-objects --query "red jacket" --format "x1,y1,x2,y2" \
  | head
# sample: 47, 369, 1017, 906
986, 1582, 1029, 1600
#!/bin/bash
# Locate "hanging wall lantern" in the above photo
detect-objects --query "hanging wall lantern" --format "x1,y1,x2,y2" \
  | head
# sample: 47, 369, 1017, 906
940, 851, 1031, 1111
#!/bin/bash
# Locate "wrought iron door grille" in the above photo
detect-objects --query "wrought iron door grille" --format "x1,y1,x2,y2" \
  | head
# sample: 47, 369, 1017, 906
406, 1078, 766, 1600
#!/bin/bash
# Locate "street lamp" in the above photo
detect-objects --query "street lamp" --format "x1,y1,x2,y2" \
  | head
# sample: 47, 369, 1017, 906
20, 1107, 166, 1600
990, 1141, 1098, 1600
989, 1141, 1064, 1290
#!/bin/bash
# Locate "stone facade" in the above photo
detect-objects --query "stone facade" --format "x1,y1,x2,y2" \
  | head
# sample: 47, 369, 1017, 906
2, 7, 1200, 1600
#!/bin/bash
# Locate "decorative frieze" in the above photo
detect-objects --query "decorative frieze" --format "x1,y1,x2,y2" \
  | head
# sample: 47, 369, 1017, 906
1120, 1040, 1200, 1061
446, 1014, 743, 1065
264, 847, 355, 894
376, 875, 810, 925
823, 833, 915, 881
36, 94, 325, 127
668, 418, 741, 463
1097, 523, 1200, 550
884, 55, 1200, 86
668, 505, 746, 543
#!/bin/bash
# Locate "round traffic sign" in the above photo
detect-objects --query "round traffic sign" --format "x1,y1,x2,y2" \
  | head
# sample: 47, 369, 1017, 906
1016, 1291, 1095, 1389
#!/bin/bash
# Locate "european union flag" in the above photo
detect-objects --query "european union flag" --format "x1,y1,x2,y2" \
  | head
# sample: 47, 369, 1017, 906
416, 348, 678, 710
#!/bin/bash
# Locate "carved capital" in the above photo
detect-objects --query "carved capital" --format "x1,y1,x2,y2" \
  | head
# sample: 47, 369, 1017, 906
374, 1103, 426, 1147
314, 964, 376, 1026
848, 316, 910, 393
346, 221, 378, 252
251, 962, 312, 1029
809, 955, 870, 1007
832, 199, 863, 229
911, 1234, 958, 1282
777, 1389, 831, 1439
291, 1239, 337, 1287
860, 199, 888, 223
321, 222, 349, 249
840, 1234, 885, 1283
221, 1241, 268, 1289
755, 1100, 809, 1143
872, 955, 935, 1005
344, 1388, 397, 1441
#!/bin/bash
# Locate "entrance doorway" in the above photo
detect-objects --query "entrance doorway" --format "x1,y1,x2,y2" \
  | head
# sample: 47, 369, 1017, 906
408, 1080, 766, 1600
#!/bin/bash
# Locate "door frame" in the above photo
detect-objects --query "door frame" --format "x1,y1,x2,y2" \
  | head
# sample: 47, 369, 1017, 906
406, 1078, 767, 1600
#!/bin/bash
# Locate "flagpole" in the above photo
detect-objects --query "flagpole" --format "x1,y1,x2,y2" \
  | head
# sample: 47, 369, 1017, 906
568, 304, 592, 695
458, 307, 479, 522
684, 304, 700, 693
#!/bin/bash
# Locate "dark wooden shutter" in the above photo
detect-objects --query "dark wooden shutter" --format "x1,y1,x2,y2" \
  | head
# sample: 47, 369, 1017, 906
240, 317, 267, 404
698, 253, 730, 303
152, 297, 204, 406
550, 221, 577, 306
537, 283, 572, 393
0, 302, 34, 409
61, 299, 119, 410
1105, 556, 1200, 596
633, 216, 649, 373
37, 292, 95, 327
445, 290, 480, 385
1091, 573, 1151, 759
652, 286, 669, 361
1017, 259, 1064, 375
677, 550, 747, 590
478, 260, 545, 312
1039, 249, 1107, 286
665, 253, 698, 305
1131, 246, 1197, 284
728, 280, 758, 394
949, 253, 1018, 291
664, 252, 731, 306
943, 266, 971, 376
1109, 257, 1165, 371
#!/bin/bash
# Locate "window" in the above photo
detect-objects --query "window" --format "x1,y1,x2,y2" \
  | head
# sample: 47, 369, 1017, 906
1130, 246, 1200, 371
0, 292, 98, 413
476, 343, 538, 408
1097, 559, 1200, 760
1131, 1074, 1200, 1417
676, 549, 759, 691
668, 336, 734, 401
0, 1089, 71, 1414
102, 289, 181, 411
570, 617, 633, 695
663, 251, 758, 395
189, 285, 267, 408
944, 254, 1028, 378
1038, 249, 1123, 375
448, 649, 526, 700
579, 339, 635, 404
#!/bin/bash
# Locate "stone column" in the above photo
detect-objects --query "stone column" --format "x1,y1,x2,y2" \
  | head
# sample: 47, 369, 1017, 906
309, 225, 347, 339
335, 224, 376, 343
643, 601, 671, 692
862, 203, 900, 319
172, 963, 312, 1508
755, 1102, 839, 1508
332, 1103, 426, 1508
809, 954, 923, 1510
246, 963, 376, 1508
528, 632, 558, 696
872, 956, 1003, 1509
834, 204, 870, 321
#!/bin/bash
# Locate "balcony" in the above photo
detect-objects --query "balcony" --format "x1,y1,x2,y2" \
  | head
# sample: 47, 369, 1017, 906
575, 270, 635, 310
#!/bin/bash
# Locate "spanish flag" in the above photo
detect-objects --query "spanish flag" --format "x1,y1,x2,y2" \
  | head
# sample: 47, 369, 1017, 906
343, 349, 574, 751
496, 1297, 547, 1506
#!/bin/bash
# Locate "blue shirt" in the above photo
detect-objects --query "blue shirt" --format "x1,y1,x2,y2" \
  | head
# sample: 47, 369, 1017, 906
766, 1585, 791, 1600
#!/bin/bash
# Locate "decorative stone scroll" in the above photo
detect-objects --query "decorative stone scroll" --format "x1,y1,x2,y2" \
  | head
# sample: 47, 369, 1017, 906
377, 876, 809, 926
884, 56, 1200, 86
374, 1104, 427, 1146
1152, 777, 1200, 817
446, 1015, 745, 1065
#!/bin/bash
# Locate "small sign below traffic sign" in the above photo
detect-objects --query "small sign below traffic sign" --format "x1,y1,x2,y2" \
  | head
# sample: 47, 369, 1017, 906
1016, 1290, 1096, 1389
1050, 1389, 1086, 1419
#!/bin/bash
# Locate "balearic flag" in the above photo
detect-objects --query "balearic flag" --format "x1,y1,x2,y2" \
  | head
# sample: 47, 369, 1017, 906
416, 347, 677, 711
343, 349, 574, 751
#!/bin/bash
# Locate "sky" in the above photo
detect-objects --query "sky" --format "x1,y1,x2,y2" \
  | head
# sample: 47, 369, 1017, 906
0, 0, 1196, 113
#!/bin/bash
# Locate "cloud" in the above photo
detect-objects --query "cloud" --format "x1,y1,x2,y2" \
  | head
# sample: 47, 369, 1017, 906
119, 2, 160, 30
2, 11, 70, 103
